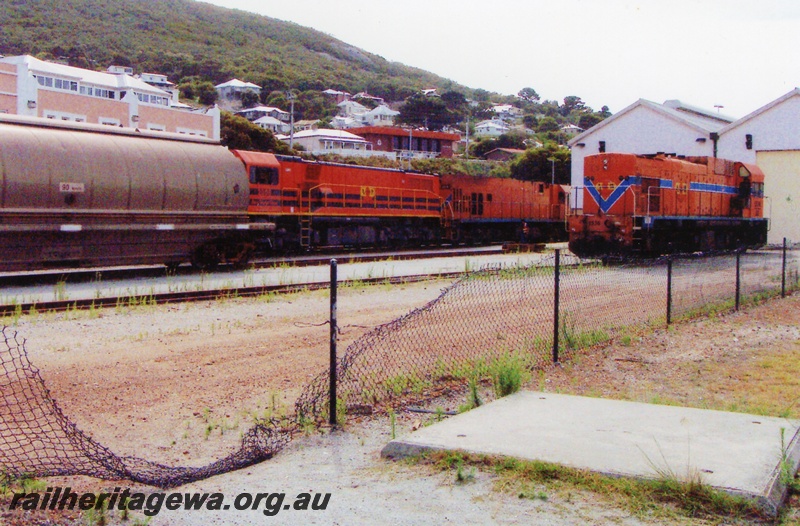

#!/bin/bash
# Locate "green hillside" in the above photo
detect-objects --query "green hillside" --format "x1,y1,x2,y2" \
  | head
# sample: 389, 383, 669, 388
0, 0, 464, 101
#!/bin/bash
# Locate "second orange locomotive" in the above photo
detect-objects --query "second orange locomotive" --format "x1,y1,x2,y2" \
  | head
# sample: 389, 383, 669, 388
568, 153, 768, 257
240, 151, 569, 251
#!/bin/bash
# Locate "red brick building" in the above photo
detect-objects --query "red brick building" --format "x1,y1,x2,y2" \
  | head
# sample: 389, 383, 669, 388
348, 126, 461, 159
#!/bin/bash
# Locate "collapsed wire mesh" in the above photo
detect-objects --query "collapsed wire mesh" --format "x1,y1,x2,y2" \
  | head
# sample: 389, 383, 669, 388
1, 249, 798, 488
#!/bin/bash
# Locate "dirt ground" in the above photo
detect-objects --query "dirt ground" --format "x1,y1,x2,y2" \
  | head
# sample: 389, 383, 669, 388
1, 276, 800, 525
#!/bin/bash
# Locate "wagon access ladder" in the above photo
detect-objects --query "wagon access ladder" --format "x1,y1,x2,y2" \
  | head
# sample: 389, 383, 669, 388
300, 217, 312, 249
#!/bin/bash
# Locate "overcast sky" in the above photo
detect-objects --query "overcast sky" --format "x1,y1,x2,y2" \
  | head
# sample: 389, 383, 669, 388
200, 0, 800, 118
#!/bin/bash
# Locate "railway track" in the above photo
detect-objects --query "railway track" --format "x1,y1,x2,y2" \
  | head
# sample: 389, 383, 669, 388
0, 245, 526, 316
0, 246, 503, 288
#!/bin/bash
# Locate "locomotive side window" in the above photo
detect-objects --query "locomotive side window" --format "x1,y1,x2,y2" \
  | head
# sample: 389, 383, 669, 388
470, 193, 484, 215
250, 166, 279, 185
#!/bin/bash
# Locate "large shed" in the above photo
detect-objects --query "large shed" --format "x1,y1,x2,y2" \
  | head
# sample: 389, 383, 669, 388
717, 88, 800, 244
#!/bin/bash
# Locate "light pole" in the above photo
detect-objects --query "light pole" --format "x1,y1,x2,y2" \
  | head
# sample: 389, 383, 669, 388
287, 91, 295, 149
464, 114, 470, 160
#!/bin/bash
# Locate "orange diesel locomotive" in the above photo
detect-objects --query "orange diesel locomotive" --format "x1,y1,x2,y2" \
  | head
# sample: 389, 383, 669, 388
568, 153, 767, 257
238, 151, 569, 251
439, 174, 567, 244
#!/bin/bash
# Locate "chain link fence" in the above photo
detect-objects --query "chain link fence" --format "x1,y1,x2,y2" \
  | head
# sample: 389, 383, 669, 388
1, 246, 798, 487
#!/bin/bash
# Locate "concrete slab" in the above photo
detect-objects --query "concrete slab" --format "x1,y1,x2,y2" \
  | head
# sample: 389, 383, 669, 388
381, 391, 800, 515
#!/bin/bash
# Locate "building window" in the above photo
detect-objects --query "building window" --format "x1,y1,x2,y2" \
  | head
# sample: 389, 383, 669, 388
43, 110, 87, 122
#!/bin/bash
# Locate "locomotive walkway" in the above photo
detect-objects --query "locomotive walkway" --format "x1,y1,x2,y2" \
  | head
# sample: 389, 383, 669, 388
381, 391, 800, 516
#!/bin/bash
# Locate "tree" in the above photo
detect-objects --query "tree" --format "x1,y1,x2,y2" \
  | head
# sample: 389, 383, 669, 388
561, 95, 586, 116
396, 94, 458, 131
517, 87, 540, 103
537, 116, 560, 133
578, 112, 604, 131
473, 89, 491, 102
241, 91, 259, 109
509, 145, 571, 184
468, 131, 527, 158
220, 112, 292, 154
178, 79, 217, 106
522, 114, 538, 129
441, 90, 467, 110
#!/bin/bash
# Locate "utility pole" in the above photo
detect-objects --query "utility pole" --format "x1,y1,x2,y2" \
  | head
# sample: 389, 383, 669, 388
464, 114, 470, 160
287, 91, 295, 149
548, 157, 556, 185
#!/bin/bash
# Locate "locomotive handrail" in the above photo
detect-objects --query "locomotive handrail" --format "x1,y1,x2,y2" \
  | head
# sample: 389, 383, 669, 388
305, 182, 442, 214
645, 186, 660, 217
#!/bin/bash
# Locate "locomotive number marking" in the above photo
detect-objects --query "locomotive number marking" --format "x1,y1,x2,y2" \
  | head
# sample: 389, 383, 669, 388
360, 186, 376, 198
59, 182, 85, 193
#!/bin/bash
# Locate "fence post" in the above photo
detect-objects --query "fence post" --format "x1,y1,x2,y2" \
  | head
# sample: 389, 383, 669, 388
782, 237, 787, 298
666, 257, 673, 325
735, 251, 741, 311
329, 259, 338, 427
553, 249, 560, 364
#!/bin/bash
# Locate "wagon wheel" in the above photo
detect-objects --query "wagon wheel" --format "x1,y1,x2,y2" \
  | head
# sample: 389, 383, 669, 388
191, 243, 220, 271
230, 243, 254, 270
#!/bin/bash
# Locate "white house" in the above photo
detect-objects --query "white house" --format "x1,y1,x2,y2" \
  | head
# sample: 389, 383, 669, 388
254, 115, 290, 134
337, 99, 369, 118
474, 119, 510, 137
491, 104, 523, 121
330, 115, 361, 129
360, 104, 400, 126
214, 78, 261, 101
567, 99, 734, 209
236, 105, 289, 122
560, 123, 584, 135
289, 128, 377, 158
717, 88, 800, 244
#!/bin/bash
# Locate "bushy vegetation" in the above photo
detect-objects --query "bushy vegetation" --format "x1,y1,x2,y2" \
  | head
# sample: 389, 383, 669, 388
219, 111, 293, 153
0, 0, 464, 104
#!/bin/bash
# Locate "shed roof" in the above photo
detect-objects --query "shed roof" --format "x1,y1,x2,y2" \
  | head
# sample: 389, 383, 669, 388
568, 99, 732, 147
719, 87, 800, 135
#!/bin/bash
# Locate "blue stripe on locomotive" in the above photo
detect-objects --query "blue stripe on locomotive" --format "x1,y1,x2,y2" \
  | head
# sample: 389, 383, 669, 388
584, 176, 737, 214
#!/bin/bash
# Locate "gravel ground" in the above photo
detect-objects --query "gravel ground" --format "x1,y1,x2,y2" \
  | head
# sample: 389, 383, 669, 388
1, 272, 799, 525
